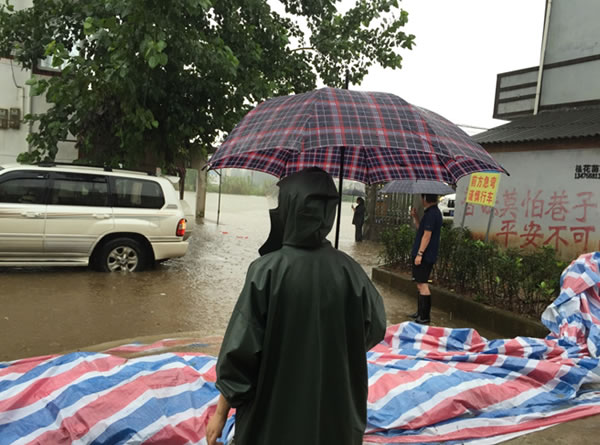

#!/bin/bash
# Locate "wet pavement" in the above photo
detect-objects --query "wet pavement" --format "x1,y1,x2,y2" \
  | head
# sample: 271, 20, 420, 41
0, 193, 377, 361
0, 192, 500, 362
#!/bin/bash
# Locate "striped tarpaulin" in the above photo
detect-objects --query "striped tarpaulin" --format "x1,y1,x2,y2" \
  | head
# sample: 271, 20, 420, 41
207, 87, 505, 185
1, 252, 600, 444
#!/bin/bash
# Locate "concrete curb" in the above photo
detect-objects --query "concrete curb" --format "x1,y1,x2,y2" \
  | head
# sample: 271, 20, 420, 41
372, 267, 549, 339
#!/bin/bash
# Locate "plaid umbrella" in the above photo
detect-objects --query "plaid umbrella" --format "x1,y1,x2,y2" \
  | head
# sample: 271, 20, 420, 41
207, 87, 506, 246
207, 87, 505, 184
379, 179, 455, 196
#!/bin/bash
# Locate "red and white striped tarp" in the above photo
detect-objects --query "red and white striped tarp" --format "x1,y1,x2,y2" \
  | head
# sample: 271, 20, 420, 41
1, 252, 600, 444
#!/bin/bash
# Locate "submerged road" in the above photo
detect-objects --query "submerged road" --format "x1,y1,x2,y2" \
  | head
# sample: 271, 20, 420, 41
1, 192, 496, 362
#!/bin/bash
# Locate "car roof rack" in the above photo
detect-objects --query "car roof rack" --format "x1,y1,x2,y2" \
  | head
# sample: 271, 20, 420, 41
35, 161, 156, 176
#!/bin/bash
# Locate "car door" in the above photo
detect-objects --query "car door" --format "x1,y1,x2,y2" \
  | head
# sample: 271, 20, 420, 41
0, 170, 48, 257
44, 172, 114, 259
109, 176, 166, 237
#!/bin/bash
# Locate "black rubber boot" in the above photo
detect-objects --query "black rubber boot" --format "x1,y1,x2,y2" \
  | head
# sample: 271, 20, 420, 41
409, 291, 421, 318
415, 294, 431, 324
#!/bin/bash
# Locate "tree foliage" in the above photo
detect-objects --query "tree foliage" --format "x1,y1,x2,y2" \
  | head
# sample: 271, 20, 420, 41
0, 0, 415, 168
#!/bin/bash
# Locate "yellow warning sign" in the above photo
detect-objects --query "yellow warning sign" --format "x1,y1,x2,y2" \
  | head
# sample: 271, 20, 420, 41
466, 173, 501, 207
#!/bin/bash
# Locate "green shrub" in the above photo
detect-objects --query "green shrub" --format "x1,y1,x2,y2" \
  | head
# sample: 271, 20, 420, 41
379, 223, 568, 319
379, 225, 415, 268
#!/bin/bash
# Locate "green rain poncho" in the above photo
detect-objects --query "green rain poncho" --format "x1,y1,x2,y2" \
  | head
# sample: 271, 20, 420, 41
215, 168, 386, 445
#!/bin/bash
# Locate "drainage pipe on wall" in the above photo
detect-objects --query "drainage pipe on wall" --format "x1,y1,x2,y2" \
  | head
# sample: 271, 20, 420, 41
534, 0, 553, 115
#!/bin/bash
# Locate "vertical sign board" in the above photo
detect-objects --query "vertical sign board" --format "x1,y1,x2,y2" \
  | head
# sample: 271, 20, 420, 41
466, 173, 501, 207
462, 173, 502, 240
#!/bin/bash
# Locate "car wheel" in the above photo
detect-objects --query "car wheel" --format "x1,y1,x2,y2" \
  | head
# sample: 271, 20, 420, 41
99, 238, 145, 272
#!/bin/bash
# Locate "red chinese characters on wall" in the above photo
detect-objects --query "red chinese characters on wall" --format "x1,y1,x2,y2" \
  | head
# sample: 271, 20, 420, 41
545, 190, 569, 221
493, 189, 598, 251
519, 221, 543, 248
573, 192, 598, 222
498, 188, 518, 219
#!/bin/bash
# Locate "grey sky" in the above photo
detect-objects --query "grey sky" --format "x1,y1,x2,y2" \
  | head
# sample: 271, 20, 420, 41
349, 0, 547, 132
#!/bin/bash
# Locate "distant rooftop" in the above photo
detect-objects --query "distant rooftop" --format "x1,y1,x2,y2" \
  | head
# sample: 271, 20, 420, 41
475, 107, 600, 145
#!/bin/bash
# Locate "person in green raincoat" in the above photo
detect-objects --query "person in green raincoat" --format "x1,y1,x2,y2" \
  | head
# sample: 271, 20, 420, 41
207, 167, 386, 445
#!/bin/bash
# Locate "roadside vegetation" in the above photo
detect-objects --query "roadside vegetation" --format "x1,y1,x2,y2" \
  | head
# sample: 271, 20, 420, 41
0, 0, 415, 172
379, 223, 568, 319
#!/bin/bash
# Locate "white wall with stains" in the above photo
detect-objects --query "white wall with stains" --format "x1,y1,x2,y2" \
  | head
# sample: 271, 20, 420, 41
455, 146, 600, 260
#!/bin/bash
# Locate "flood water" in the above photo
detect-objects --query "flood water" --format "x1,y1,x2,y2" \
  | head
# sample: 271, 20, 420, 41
0, 192, 497, 362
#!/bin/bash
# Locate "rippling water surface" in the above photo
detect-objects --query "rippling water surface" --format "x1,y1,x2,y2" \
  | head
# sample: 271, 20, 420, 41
0, 193, 395, 361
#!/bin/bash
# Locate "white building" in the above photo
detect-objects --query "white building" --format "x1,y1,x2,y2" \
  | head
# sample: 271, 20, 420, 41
458, 0, 600, 260
0, 0, 76, 164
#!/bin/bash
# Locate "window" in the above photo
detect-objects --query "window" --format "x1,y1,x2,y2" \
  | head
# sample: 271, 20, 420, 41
0, 174, 47, 204
49, 173, 109, 207
113, 178, 164, 209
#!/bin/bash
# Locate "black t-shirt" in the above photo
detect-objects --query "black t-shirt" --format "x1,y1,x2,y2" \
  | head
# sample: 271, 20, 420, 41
352, 202, 365, 225
411, 204, 443, 263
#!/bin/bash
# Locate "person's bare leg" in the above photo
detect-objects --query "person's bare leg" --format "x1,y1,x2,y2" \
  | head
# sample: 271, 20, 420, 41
417, 282, 430, 296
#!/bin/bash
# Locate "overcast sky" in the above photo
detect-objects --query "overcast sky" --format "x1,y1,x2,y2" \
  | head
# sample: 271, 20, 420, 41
347, 0, 547, 132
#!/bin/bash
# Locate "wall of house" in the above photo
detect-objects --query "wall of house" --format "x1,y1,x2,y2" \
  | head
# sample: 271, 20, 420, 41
0, 58, 30, 164
0, 58, 76, 164
495, 68, 538, 118
540, 0, 600, 107
14, 0, 33, 11
544, 0, 600, 64
454, 146, 600, 261
0, 0, 76, 165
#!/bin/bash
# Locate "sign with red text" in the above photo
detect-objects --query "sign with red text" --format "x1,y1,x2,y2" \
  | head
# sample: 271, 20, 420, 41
466, 173, 501, 207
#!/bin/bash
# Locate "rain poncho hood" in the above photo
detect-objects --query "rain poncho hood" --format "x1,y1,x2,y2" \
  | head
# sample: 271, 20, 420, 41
259, 167, 338, 255
216, 167, 386, 445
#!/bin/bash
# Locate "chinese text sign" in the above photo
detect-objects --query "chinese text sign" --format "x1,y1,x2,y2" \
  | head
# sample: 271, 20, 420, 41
466, 173, 501, 207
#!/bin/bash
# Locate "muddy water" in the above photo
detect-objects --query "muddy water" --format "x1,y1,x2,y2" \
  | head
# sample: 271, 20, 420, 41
0, 192, 497, 362
0, 194, 376, 361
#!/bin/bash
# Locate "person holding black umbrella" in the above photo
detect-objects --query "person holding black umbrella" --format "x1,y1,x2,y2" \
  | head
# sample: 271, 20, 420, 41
351, 197, 366, 242
410, 194, 443, 324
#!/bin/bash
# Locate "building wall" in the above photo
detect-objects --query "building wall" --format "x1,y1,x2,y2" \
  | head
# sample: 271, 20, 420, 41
0, 58, 30, 164
14, 0, 33, 11
0, 0, 76, 164
0, 58, 77, 164
543, 0, 600, 64
540, 0, 600, 107
454, 145, 600, 261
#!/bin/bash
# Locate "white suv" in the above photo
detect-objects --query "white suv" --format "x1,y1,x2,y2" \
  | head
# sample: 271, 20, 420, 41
0, 163, 189, 271
439, 193, 456, 221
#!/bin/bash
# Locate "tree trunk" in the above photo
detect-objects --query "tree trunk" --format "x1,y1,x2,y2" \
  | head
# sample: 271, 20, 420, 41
191, 151, 208, 219
363, 185, 378, 240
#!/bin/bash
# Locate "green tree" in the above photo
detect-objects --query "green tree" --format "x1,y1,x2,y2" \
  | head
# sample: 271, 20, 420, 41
0, 0, 415, 168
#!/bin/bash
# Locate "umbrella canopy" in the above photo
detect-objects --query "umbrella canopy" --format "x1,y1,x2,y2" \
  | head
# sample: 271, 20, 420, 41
379, 179, 455, 195
207, 87, 506, 185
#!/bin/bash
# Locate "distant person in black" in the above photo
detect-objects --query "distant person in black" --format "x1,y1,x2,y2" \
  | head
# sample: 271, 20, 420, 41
351, 197, 366, 242
409, 194, 443, 324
